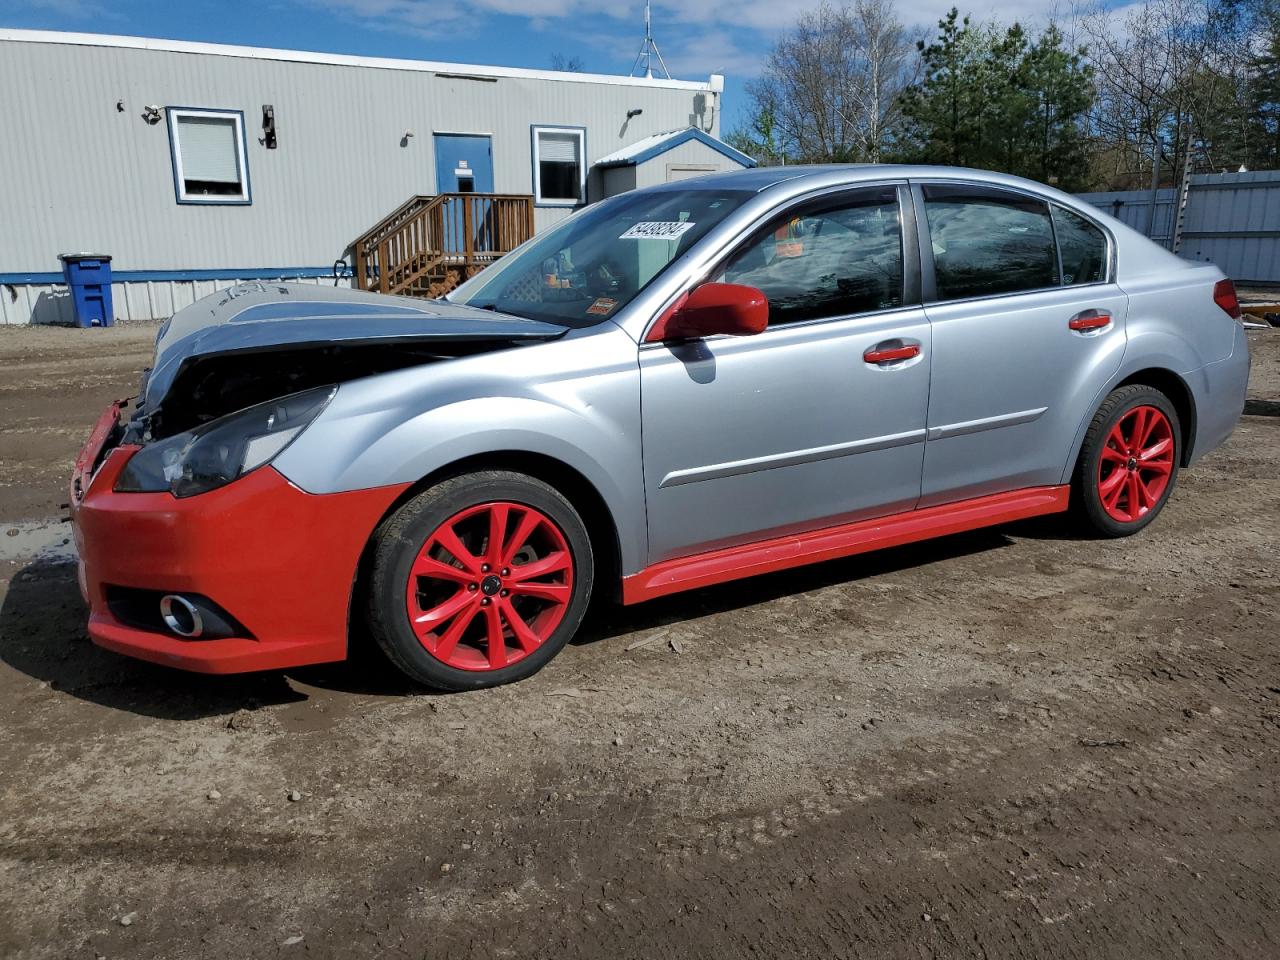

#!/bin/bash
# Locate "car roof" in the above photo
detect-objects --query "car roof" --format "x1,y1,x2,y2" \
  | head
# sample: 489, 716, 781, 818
647, 163, 1086, 207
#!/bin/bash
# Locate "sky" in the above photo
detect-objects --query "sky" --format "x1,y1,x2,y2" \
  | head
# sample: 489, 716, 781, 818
1, 0, 1072, 132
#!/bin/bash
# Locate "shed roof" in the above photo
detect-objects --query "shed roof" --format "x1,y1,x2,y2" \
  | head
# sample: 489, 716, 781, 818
593, 128, 756, 169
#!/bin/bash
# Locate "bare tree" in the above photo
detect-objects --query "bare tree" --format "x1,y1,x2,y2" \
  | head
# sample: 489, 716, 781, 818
550, 53, 584, 73
737, 1, 919, 162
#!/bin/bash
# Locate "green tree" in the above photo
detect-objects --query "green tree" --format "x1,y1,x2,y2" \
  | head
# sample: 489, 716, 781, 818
898, 9, 1094, 188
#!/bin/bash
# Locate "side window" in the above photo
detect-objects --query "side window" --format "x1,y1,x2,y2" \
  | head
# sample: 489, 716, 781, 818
166, 108, 250, 204
719, 187, 904, 326
532, 126, 585, 206
923, 185, 1057, 300
1052, 204, 1107, 285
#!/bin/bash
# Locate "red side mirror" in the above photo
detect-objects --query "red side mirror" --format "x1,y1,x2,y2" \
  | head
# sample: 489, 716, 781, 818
646, 282, 769, 343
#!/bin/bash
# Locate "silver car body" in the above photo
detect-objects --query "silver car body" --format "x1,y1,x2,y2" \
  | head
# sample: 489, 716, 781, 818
190, 165, 1246, 580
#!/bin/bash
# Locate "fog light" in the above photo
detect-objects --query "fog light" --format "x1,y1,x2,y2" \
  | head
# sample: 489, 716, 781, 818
159, 594, 204, 638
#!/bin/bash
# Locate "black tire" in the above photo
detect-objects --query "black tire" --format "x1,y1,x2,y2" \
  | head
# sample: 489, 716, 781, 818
366, 470, 594, 691
1072, 384, 1182, 538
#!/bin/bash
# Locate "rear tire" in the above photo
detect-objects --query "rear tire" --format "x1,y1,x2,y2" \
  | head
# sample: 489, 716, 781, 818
366, 471, 594, 690
1072, 384, 1181, 538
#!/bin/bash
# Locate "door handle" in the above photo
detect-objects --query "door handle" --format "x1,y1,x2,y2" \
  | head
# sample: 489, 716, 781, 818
1068, 310, 1111, 331
864, 343, 921, 364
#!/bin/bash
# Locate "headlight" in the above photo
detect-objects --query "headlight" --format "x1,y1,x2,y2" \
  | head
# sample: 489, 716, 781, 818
115, 386, 336, 497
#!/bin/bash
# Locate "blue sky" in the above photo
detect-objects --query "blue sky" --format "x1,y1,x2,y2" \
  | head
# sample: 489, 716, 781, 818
2, 0, 1067, 132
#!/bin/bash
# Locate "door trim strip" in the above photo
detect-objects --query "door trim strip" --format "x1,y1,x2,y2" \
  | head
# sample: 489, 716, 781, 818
927, 406, 1048, 441
658, 428, 927, 488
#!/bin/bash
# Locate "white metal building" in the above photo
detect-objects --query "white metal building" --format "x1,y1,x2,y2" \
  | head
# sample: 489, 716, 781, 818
0, 30, 753, 324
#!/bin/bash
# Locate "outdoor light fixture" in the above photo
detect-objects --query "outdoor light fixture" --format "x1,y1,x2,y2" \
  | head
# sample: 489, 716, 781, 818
141, 105, 162, 124
627, 108, 643, 119
262, 104, 277, 149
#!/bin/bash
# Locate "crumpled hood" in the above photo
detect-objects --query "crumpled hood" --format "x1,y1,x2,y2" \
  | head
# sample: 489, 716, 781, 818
143, 281, 565, 411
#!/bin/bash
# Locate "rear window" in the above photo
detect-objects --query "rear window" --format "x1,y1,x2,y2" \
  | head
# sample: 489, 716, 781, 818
1052, 204, 1107, 285
923, 185, 1059, 301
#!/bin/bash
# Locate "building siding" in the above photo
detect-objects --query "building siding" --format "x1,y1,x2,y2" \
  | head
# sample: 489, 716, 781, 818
0, 33, 721, 290
1077, 170, 1280, 284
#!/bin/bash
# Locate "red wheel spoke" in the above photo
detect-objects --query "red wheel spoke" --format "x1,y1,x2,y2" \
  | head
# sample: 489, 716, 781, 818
510, 550, 570, 581
502, 509, 543, 566
413, 587, 475, 628
431, 524, 481, 575
434, 601, 480, 662
1139, 437, 1172, 462
1141, 459, 1172, 476
484, 602, 507, 668
510, 581, 571, 603
1100, 445, 1128, 464
411, 555, 473, 583
1099, 467, 1126, 498
1106, 425, 1128, 451
1128, 408, 1147, 450
1127, 472, 1142, 519
501, 600, 542, 653
486, 502, 510, 568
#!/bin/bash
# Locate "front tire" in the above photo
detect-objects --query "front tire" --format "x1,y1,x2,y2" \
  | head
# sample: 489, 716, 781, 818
1072, 384, 1181, 537
366, 471, 594, 690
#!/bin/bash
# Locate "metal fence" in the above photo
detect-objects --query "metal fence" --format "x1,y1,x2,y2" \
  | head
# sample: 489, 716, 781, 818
1077, 170, 1280, 284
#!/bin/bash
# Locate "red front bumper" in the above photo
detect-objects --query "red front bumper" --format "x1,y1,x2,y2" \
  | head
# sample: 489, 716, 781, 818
71, 429, 409, 674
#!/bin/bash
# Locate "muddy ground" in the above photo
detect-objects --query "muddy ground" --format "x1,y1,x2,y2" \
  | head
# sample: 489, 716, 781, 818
1, 321, 1278, 959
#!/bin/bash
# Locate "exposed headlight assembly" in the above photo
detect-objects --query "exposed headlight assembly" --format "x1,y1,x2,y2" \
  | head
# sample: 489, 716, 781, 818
115, 386, 336, 497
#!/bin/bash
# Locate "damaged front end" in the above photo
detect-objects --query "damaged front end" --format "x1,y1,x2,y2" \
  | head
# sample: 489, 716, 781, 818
83, 282, 567, 498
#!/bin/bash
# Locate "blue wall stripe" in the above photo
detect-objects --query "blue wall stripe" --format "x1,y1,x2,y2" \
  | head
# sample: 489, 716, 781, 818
0, 266, 343, 285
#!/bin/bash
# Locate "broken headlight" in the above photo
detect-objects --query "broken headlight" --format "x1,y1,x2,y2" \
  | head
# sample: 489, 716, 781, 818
115, 386, 336, 498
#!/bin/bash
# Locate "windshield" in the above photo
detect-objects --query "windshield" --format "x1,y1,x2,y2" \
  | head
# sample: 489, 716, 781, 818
449, 189, 751, 327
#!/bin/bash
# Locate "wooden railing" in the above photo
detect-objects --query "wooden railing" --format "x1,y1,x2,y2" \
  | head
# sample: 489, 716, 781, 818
352, 193, 535, 298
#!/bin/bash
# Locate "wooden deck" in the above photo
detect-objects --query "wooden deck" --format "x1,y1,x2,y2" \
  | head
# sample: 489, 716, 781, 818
352, 193, 534, 298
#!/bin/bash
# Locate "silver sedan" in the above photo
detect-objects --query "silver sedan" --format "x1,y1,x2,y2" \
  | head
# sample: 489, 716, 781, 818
70, 165, 1250, 689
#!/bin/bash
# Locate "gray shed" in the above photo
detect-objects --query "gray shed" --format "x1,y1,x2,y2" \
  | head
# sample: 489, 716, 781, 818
593, 128, 755, 198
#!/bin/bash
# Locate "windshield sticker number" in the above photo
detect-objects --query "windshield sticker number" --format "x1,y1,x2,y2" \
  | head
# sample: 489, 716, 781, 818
620, 221, 696, 241
586, 297, 618, 316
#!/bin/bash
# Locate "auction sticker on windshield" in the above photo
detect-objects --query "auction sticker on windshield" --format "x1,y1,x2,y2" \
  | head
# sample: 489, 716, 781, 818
620, 221, 696, 241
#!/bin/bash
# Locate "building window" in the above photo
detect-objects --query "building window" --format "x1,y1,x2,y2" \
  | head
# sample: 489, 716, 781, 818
532, 125, 585, 206
167, 108, 251, 204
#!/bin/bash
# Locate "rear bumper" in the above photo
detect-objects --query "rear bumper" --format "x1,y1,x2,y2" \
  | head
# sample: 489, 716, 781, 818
71, 447, 408, 674
1187, 321, 1251, 466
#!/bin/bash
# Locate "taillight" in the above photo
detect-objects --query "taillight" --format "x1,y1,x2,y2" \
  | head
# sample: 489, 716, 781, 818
1213, 278, 1242, 319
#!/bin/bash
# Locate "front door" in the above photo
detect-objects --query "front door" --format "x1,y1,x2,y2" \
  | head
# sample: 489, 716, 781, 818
640, 185, 931, 564
433, 134, 494, 193
916, 182, 1126, 506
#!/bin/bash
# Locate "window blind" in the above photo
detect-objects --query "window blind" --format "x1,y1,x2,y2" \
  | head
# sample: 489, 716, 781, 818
178, 115, 241, 184
538, 131, 580, 164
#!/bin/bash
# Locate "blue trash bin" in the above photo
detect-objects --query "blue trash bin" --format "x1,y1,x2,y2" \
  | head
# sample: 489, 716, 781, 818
58, 253, 114, 327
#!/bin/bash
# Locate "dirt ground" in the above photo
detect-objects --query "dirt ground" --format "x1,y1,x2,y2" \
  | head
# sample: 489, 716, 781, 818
1, 320, 1278, 959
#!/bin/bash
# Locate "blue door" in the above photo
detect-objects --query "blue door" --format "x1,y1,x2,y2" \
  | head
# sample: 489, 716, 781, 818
433, 134, 496, 257
434, 134, 494, 193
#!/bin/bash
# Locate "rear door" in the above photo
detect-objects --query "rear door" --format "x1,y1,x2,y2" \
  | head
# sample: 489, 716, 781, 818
915, 182, 1126, 506
639, 184, 931, 564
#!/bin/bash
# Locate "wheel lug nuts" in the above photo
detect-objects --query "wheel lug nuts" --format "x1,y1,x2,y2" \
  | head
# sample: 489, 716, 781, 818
481, 597, 491, 606
500, 589, 509, 597
468, 583, 478, 591
481, 564, 490, 573
501, 568, 509, 576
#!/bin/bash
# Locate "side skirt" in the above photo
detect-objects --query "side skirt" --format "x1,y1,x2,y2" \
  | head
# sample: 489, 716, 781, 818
621, 485, 1071, 604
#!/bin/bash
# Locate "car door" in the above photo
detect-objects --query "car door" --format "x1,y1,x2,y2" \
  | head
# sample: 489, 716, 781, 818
639, 184, 932, 565
915, 182, 1127, 507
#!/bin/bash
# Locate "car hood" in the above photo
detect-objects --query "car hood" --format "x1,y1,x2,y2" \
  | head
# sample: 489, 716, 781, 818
142, 281, 566, 413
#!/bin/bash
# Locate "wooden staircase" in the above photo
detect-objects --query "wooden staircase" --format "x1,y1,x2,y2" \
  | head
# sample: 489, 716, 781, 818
352, 193, 535, 298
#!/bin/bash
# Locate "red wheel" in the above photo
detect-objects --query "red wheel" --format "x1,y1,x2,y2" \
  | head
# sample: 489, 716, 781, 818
1073, 384, 1181, 537
405, 501, 574, 671
1095, 405, 1176, 523
367, 471, 593, 690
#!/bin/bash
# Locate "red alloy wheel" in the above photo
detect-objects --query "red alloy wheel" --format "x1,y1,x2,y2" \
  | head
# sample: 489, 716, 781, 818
1096, 405, 1176, 523
404, 501, 574, 671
